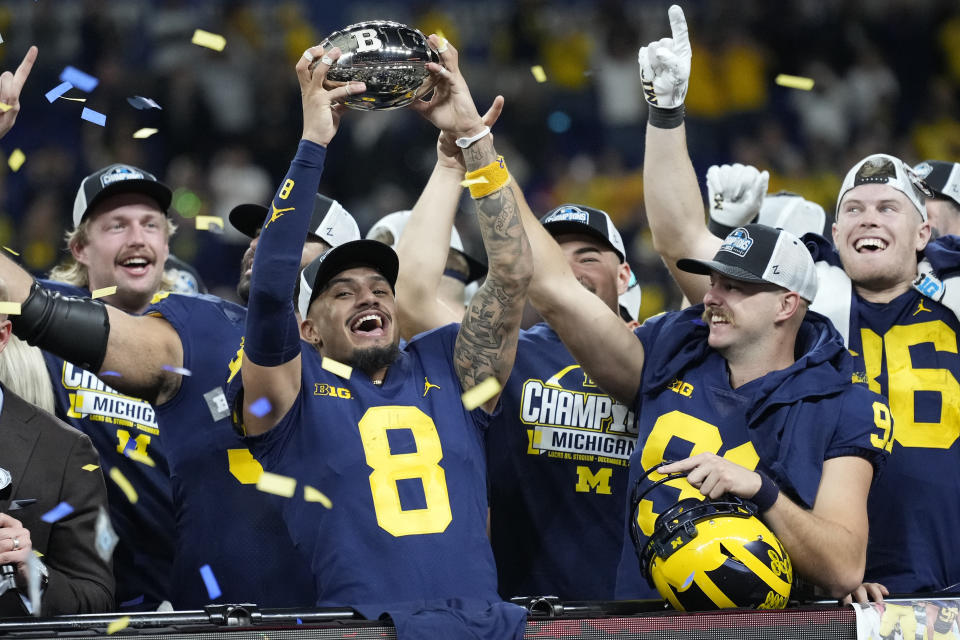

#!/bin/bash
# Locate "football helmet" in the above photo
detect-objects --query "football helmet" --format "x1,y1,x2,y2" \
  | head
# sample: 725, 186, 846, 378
630, 467, 793, 611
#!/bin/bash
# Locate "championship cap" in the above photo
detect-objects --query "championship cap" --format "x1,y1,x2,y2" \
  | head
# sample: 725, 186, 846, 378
366, 210, 488, 284
838, 154, 931, 221
229, 195, 360, 248
73, 164, 172, 228
677, 224, 818, 302
540, 204, 626, 263
297, 239, 399, 318
913, 160, 960, 208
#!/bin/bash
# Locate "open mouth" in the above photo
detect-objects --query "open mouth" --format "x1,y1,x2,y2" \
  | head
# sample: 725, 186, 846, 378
350, 312, 386, 337
118, 256, 151, 275
854, 237, 888, 253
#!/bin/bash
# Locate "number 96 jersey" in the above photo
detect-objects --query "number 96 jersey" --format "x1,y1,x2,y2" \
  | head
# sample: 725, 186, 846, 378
614, 306, 889, 600
231, 323, 501, 607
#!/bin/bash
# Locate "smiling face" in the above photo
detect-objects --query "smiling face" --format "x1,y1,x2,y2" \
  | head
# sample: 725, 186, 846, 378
555, 233, 630, 312
701, 273, 787, 354
303, 266, 400, 375
73, 193, 170, 313
832, 183, 931, 301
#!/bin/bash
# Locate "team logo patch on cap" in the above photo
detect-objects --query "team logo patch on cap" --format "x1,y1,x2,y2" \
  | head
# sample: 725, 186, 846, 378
720, 227, 753, 257
100, 165, 146, 187
914, 162, 933, 179
543, 205, 589, 224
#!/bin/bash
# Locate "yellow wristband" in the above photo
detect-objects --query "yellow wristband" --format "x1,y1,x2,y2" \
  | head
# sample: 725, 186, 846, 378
463, 156, 511, 199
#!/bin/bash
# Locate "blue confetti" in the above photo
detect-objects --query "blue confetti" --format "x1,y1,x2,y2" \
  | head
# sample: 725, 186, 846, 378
249, 397, 272, 418
80, 107, 107, 127
45, 81, 73, 103
100, 371, 122, 377
59, 66, 98, 92
162, 364, 192, 376
296, 618, 302, 625
119, 594, 145, 607
41, 501, 74, 523
199, 564, 221, 600
692, 318, 707, 326
126, 96, 162, 110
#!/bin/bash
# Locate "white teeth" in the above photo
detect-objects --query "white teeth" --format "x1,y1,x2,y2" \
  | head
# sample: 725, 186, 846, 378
352, 314, 383, 331
122, 258, 148, 267
855, 238, 888, 251
711, 315, 727, 324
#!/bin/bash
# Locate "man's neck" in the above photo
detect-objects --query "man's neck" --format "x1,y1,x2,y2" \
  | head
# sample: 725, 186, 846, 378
853, 279, 913, 304
103, 292, 153, 315
722, 338, 796, 389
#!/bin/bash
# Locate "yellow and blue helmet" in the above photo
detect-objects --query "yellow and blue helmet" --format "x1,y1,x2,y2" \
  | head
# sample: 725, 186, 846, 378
631, 469, 793, 611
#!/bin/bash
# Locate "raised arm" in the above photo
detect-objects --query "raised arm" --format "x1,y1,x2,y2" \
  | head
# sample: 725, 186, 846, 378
639, 6, 720, 304
412, 37, 531, 413
239, 45, 362, 436
395, 96, 502, 339
519, 183, 645, 405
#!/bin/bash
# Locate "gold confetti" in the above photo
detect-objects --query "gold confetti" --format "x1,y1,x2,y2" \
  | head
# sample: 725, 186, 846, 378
0, 102, 10, 113
91, 286, 117, 299
61, 97, 87, 103
81, 464, 100, 472
460, 177, 489, 188
435, 29, 448, 44
461, 376, 502, 410
110, 468, 138, 503
256, 471, 296, 498
774, 74, 815, 91
107, 616, 130, 635
3, 247, 18, 256
191, 29, 227, 52
531, 65, 547, 83
8, 149, 25, 172
195, 216, 224, 232
321, 356, 353, 380
132, 127, 158, 139
304, 485, 333, 509
33, 550, 43, 558
127, 450, 156, 468
0, 302, 21, 315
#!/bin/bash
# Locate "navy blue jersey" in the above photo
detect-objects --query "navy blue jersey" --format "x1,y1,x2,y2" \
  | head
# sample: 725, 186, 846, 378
233, 323, 501, 607
487, 322, 636, 600
614, 307, 889, 599
847, 289, 960, 593
40, 280, 174, 609
144, 291, 315, 608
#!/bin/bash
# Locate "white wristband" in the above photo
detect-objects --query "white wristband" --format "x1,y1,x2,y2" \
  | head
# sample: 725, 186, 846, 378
455, 126, 491, 149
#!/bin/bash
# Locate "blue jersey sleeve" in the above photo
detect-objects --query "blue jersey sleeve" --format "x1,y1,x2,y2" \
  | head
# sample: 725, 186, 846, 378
245, 140, 327, 366
826, 385, 890, 478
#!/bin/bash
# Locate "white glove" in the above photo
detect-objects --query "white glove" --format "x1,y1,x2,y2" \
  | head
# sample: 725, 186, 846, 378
707, 163, 769, 229
637, 5, 691, 108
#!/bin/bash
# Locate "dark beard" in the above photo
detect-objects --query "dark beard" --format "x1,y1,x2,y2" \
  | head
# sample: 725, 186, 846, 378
350, 344, 400, 377
236, 255, 254, 303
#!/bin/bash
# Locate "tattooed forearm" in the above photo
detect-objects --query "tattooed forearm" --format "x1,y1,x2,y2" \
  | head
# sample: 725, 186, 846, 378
455, 138, 533, 397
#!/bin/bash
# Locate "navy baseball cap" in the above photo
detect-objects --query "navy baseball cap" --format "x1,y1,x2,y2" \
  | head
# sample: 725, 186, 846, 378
540, 204, 626, 263
230, 194, 360, 247
297, 239, 399, 317
677, 224, 818, 302
914, 160, 960, 208
73, 164, 172, 228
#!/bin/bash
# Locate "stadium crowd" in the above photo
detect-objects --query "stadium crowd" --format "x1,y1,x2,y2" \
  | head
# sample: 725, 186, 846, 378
0, 1, 958, 639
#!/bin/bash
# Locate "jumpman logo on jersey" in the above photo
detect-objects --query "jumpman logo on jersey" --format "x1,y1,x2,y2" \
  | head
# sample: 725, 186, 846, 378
265, 202, 295, 228
423, 377, 441, 397
913, 300, 932, 316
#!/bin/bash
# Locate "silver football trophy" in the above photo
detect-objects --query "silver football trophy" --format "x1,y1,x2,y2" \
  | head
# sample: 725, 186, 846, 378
318, 20, 440, 111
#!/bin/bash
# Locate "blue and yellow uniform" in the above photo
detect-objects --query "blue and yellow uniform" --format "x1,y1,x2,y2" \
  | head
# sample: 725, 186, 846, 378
615, 306, 889, 600
143, 291, 315, 608
40, 280, 174, 609
848, 290, 960, 593
807, 234, 960, 593
487, 322, 636, 600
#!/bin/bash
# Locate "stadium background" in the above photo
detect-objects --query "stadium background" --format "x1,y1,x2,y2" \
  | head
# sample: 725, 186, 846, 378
0, 0, 957, 318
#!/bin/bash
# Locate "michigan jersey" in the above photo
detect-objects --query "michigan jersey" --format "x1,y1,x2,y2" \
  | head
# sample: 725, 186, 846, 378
145, 291, 315, 608
487, 322, 636, 600
848, 289, 960, 593
615, 306, 890, 599
40, 280, 174, 609
233, 323, 503, 607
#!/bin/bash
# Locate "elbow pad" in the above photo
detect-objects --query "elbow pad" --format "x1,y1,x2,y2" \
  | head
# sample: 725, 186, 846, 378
12, 282, 111, 373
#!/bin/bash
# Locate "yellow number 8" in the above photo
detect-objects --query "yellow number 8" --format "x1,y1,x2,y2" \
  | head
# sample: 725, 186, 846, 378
357, 406, 452, 537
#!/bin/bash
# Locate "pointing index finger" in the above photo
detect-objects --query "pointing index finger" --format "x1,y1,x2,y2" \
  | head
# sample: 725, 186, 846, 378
12, 46, 37, 93
668, 5, 690, 58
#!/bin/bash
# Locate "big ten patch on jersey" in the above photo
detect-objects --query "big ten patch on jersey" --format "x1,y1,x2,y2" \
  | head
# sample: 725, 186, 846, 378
848, 291, 960, 450
61, 360, 160, 448
519, 364, 637, 475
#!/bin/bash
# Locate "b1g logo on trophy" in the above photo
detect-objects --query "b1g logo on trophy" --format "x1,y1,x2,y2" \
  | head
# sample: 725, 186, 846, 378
317, 20, 440, 111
